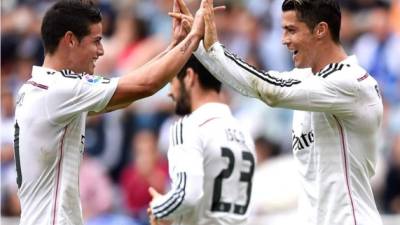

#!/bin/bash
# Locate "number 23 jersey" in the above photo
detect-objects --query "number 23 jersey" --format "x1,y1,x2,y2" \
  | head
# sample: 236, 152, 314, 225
150, 103, 256, 225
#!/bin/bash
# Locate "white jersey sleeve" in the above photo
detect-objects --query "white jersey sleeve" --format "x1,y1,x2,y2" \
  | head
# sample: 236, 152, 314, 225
150, 118, 204, 220
46, 72, 118, 124
194, 42, 358, 115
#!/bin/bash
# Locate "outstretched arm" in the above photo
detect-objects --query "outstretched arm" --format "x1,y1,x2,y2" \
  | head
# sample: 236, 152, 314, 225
103, 0, 205, 112
176, 0, 358, 113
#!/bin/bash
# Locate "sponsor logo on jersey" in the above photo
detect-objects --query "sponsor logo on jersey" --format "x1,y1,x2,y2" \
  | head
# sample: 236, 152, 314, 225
292, 130, 314, 151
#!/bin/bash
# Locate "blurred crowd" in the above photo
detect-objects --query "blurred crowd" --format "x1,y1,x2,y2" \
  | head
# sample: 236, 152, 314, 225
1, 0, 399, 224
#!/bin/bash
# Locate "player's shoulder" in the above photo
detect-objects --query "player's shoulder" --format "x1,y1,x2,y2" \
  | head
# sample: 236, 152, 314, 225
190, 103, 234, 127
169, 116, 193, 146
50, 70, 113, 96
59, 70, 111, 85
316, 56, 366, 80
315, 62, 352, 80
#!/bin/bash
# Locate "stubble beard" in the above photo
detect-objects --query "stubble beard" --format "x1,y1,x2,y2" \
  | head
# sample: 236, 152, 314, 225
175, 83, 192, 116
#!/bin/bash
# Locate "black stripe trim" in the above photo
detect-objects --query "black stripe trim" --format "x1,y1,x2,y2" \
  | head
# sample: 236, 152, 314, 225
317, 63, 334, 76
317, 63, 347, 79
179, 119, 183, 144
322, 64, 344, 78
153, 173, 187, 218
223, 49, 299, 86
174, 123, 177, 146
223, 48, 301, 87
172, 119, 184, 146
153, 173, 184, 211
224, 50, 301, 87
155, 173, 186, 218
317, 63, 338, 77
320, 64, 339, 78
60, 70, 83, 79
175, 120, 180, 145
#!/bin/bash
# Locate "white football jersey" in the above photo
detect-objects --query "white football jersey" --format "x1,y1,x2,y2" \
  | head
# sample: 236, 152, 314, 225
14, 66, 118, 225
150, 103, 256, 225
195, 42, 383, 225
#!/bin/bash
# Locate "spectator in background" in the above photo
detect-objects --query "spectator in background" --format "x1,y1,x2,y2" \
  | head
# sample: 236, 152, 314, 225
80, 156, 140, 225
1, 5, 44, 93
1, 169, 20, 217
119, 129, 168, 225
390, 0, 400, 34
254, 136, 281, 165
383, 134, 400, 214
0, 89, 19, 217
1, 90, 15, 166
353, 0, 400, 104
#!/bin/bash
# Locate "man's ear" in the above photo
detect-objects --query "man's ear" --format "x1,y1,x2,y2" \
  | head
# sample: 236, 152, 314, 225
184, 68, 196, 87
314, 22, 329, 39
64, 31, 78, 48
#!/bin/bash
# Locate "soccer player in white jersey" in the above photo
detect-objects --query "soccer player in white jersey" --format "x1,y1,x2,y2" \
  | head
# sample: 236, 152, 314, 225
170, 0, 384, 224
147, 55, 256, 225
13, 1, 209, 225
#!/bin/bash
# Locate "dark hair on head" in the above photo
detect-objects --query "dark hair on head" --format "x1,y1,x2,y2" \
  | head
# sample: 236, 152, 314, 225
374, 0, 391, 10
41, 0, 102, 54
282, 0, 341, 43
177, 55, 222, 92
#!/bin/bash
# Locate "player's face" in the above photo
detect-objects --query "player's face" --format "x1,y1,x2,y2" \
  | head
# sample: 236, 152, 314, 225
282, 11, 317, 68
169, 76, 192, 116
72, 23, 104, 74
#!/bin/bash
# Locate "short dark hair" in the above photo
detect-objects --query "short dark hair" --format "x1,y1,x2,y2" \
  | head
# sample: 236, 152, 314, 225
282, 0, 341, 43
177, 55, 222, 92
41, 0, 102, 54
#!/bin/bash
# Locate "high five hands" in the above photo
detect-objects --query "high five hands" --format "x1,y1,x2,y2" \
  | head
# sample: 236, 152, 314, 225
169, 0, 225, 50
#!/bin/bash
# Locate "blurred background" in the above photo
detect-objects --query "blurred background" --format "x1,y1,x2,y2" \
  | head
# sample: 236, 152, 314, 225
1, 0, 399, 224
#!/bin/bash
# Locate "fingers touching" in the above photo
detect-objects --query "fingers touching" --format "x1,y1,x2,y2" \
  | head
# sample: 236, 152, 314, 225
177, 0, 192, 17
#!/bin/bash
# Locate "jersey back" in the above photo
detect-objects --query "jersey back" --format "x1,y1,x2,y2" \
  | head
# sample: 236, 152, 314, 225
168, 103, 256, 225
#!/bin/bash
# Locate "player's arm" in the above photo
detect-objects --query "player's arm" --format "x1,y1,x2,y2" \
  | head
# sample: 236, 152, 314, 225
196, 41, 359, 114
149, 119, 204, 220
140, 0, 192, 70
102, 1, 205, 113
104, 35, 199, 112
193, 0, 358, 114
150, 171, 204, 220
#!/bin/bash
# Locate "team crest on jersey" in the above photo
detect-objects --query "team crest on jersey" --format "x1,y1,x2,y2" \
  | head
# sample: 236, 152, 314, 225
84, 75, 102, 84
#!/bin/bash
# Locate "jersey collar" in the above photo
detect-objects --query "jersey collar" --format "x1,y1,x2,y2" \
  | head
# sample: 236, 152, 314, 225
31, 66, 60, 78
191, 103, 231, 120
315, 55, 358, 76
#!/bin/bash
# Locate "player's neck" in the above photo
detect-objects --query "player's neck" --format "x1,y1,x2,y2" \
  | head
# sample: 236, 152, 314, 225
42, 52, 71, 72
43, 50, 78, 72
311, 43, 348, 74
191, 91, 222, 112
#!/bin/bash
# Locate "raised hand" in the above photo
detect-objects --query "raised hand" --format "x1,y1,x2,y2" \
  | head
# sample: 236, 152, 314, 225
203, 0, 218, 50
168, 0, 224, 40
171, 0, 191, 45
190, 0, 208, 38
